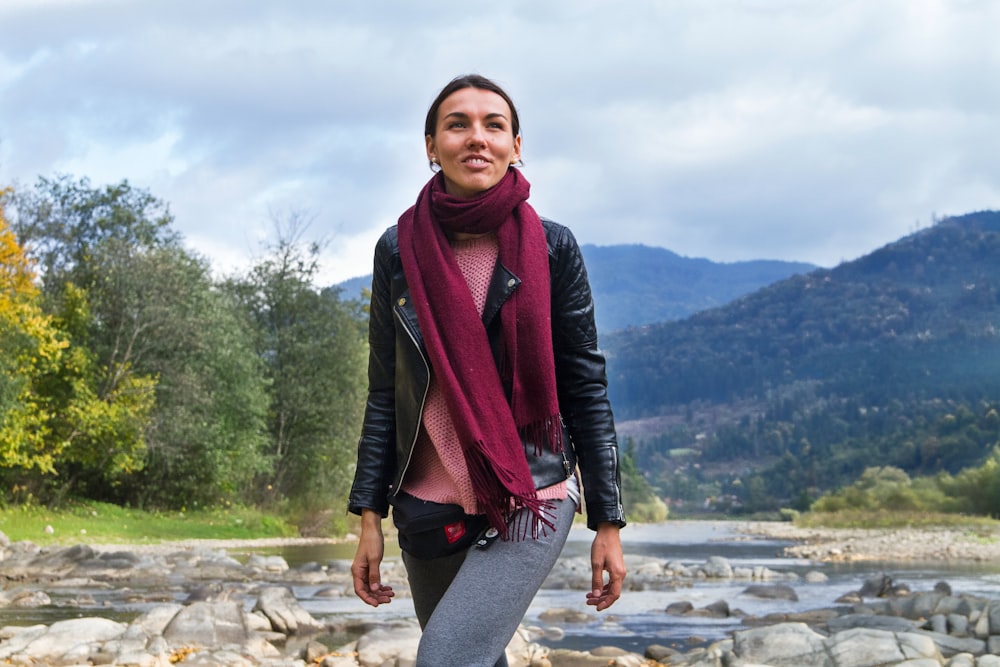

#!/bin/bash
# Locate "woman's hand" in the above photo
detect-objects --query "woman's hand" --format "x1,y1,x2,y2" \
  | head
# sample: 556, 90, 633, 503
351, 509, 395, 607
586, 522, 625, 611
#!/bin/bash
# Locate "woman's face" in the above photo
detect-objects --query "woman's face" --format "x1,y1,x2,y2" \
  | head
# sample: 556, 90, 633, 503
426, 87, 522, 199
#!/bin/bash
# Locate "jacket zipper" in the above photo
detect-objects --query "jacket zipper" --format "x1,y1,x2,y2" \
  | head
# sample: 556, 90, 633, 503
609, 444, 624, 520
393, 304, 430, 493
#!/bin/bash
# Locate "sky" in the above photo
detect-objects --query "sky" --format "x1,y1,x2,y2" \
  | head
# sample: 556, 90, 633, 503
1, 0, 999, 286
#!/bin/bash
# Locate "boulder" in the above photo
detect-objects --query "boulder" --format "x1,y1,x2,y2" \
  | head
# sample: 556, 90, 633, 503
355, 620, 421, 667
827, 613, 918, 633
701, 556, 733, 578
859, 573, 895, 598
742, 583, 799, 601
162, 600, 248, 648
827, 628, 941, 667
253, 585, 323, 634
0, 617, 126, 663
733, 622, 827, 666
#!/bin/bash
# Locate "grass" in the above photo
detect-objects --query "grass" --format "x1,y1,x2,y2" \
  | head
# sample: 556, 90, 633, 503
0, 500, 299, 546
795, 509, 1000, 531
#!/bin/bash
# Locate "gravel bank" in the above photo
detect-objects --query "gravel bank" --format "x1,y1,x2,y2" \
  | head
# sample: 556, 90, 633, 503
82, 520, 1000, 564
738, 521, 1000, 563
87, 536, 339, 555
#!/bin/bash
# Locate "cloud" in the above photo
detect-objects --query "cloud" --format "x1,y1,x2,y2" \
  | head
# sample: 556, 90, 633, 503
2, 0, 999, 284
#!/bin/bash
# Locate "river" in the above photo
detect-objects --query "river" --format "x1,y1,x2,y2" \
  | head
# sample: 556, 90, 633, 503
5, 521, 1000, 655
236, 521, 1000, 654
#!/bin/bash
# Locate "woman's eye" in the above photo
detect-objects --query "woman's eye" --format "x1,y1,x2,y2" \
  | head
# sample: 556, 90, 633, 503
448, 121, 466, 129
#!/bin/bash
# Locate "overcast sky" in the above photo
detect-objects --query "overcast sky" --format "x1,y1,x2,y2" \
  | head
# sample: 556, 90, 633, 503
2, 0, 998, 285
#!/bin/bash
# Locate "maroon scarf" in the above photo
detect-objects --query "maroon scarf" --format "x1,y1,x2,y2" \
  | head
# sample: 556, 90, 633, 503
397, 169, 562, 538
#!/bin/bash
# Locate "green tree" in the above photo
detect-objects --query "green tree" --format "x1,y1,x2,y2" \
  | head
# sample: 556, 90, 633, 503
620, 438, 668, 522
0, 190, 69, 473
111, 245, 271, 508
9, 177, 270, 508
226, 223, 367, 529
1, 187, 157, 502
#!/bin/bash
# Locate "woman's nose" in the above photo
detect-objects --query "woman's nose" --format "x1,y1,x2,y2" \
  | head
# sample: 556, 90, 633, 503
467, 124, 486, 147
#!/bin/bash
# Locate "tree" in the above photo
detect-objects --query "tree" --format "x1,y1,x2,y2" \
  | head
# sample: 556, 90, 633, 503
1, 186, 158, 503
8, 177, 270, 508
0, 189, 68, 473
226, 221, 367, 529
620, 438, 668, 522
108, 244, 271, 508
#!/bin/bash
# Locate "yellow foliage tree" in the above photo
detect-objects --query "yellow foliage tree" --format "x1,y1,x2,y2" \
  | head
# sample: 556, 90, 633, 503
0, 189, 68, 471
1, 190, 155, 500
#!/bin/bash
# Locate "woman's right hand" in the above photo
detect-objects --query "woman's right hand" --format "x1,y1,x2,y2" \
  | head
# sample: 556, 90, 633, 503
351, 509, 395, 607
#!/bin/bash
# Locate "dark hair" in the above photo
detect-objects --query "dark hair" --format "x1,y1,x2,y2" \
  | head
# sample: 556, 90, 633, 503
424, 74, 521, 138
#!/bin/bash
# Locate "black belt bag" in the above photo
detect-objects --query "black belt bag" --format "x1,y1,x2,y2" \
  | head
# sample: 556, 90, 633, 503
391, 491, 490, 560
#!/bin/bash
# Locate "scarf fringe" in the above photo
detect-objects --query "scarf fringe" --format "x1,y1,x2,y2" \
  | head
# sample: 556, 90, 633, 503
465, 439, 557, 540
518, 415, 564, 457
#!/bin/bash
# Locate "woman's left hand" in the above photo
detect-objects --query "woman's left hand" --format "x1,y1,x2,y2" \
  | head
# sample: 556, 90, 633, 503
586, 522, 626, 611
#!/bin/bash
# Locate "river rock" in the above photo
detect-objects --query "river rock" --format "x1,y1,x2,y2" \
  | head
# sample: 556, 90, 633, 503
701, 555, 733, 578
355, 620, 420, 666
805, 570, 829, 583
246, 553, 290, 573
859, 572, 896, 598
682, 599, 731, 618
162, 600, 249, 648
253, 585, 323, 634
7, 589, 51, 607
666, 600, 694, 615
537, 607, 590, 624
732, 622, 827, 665
742, 583, 799, 601
547, 647, 646, 667
949, 612, 969, 636
827, 613, 919, 633
916, 629, 985, 657
0, 617, 126, 663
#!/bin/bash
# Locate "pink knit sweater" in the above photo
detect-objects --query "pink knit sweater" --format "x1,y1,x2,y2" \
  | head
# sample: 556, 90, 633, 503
401, 234, 567, 514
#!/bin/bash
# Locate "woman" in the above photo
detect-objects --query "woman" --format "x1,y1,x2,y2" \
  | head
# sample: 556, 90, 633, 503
348, 74, 626, 667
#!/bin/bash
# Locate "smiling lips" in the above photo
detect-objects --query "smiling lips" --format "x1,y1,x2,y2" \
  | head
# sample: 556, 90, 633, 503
463, 155, 490, 167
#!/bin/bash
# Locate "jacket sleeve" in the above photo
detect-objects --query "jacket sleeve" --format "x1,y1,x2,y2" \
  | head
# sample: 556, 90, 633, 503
347, 229, 398, 517
547, 222, 627, 530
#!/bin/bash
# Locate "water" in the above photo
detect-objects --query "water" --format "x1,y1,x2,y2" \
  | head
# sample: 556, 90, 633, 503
8, 521, 1000, 655
267, 521, 1000, 653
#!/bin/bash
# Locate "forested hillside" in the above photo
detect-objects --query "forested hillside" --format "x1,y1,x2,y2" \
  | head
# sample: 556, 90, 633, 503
338, 244, 815, 333
582, 244, 815, 332
606, 211, 1000, 513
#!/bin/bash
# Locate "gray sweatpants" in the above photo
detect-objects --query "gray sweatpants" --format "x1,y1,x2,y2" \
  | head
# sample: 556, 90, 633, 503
401, 491, 578, 667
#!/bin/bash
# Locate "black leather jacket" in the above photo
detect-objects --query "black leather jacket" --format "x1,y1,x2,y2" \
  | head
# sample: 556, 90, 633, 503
347, 218, 626, 531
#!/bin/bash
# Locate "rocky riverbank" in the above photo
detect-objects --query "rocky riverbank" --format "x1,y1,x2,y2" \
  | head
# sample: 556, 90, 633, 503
738, 521, 1000, 563
3, 524, 1000, 665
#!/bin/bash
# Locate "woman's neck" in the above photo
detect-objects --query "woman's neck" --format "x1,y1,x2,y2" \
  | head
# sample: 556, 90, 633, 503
450, 230, 491, 242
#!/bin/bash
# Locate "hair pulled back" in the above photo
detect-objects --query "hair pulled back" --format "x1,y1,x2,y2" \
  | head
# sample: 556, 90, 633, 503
424, 74, 521, 139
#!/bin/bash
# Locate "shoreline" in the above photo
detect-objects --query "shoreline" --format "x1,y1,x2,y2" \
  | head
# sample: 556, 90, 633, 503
738, 520, 1000, 563
74, 519, 1000, 564
85, 536, 340, 555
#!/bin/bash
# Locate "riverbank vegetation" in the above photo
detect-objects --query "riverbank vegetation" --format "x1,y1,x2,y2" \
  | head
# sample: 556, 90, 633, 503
0, 177, 367, 534
0, 177, 657, 537
0, 500, 297, 546
801, 448, 1000, 527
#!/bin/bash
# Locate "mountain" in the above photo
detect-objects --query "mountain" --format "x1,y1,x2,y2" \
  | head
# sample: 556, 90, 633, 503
581, 245, 816, 332
604, 210, 1000, 510
335, 244, 816, 334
